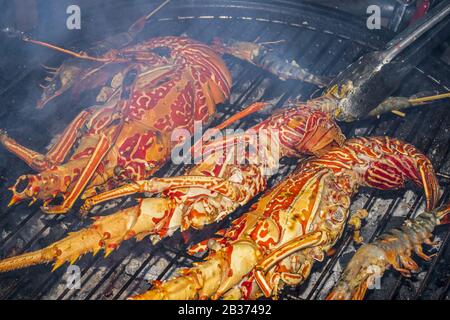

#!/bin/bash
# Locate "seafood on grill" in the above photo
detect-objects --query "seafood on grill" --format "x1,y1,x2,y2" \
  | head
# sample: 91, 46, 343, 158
126, 136, 439, 300
0, 35, 236, 214
2, 0, 447, 215
0, 5, 334, 215
0, 97, 345, 272
210, 38, 330, 87
326, 203, 450, 300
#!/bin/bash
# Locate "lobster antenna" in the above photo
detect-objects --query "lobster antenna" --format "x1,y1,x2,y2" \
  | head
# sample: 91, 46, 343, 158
126, 0, 171, 35
408, 92, 450, 105
437, 172, 450, 180
22, 37, 112, 62
2, 27, 110, 61
23, 0, 171, 62
368, 92, 450, 118
256, 39, 286, 46
214, 102, 271, 131
40, 64, 58, 71
144, 0, 171, 21
4, 0, 171, 63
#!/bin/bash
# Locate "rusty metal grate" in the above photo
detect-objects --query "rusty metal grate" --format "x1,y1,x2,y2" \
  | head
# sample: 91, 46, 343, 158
0, 0, 449, 300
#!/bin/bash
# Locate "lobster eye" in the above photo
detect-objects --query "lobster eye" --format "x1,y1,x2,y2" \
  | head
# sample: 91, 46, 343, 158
123, 69, 138, 87
54, 77, 62, 90
151, 46, 171, 58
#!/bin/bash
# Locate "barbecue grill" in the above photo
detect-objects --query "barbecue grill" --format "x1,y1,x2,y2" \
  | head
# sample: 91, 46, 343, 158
0, 0, 449, 300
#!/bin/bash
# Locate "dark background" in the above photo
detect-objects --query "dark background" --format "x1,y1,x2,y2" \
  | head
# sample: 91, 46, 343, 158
0, 0, 448, 300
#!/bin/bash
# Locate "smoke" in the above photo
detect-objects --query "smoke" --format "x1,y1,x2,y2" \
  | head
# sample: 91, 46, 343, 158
0, 1, 170, 138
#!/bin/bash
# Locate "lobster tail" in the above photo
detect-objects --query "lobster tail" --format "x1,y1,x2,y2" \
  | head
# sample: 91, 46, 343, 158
131, 241, 261, 300
342, 137, 440, 211
437, 203, 450, 224
211, 38, 330, 87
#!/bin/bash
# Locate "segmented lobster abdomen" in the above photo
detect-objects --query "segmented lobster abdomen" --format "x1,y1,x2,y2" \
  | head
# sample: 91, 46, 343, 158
117, 37, 232, 132
251, 105, 344, 156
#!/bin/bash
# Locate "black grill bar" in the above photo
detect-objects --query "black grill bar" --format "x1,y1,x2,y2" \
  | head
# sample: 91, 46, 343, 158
307, 94, 450, 299
0, 0, 448, 300
300, 85, 417, 298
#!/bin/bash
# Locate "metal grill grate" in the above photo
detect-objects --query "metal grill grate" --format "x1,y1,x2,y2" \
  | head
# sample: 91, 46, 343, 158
0, 0, 449, 300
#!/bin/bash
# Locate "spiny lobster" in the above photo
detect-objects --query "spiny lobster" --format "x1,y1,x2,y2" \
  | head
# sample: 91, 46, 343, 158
0, 95, 344, 272
2, 1, 447, 215
1, 28, 335, 215
0, 36, 233, 214
327, 203, 450, 300
124, 136, 439, 300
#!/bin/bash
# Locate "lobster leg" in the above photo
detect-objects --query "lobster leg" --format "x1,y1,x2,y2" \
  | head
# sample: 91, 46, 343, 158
0, 110, 90, 172
414, 245, 434, 261
0, 131, 52, 172
80, 184, 142, 213
348, 209, 369, 244
45, 110, 91, 164
192, 133, 252, 163
368, 92, 450, 118
41, 134, 111, 214
189, 102, 271, 159
254, 231, 327, 297
214, 102, 270, 131
81, 175, 248, 214
252, 259, 314, 299
257, 231, 327, 272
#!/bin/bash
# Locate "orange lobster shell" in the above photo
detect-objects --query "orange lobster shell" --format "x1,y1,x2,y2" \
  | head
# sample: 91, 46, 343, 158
1, 36, 231, 213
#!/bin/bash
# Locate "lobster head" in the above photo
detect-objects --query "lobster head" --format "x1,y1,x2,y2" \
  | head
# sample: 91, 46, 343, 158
37, 60, 86, 109
37, 59, 128, 109
325, 244, 387, 300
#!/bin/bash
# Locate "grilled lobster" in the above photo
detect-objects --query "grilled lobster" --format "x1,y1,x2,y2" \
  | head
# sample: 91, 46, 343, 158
326, 203, 450, 300
0, 97, 344, 272
2, 23, 339, 215
1, 0, 337, 216
0, 36, 234, 214
126, 136, 439, 300
3, 0, 447, 215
